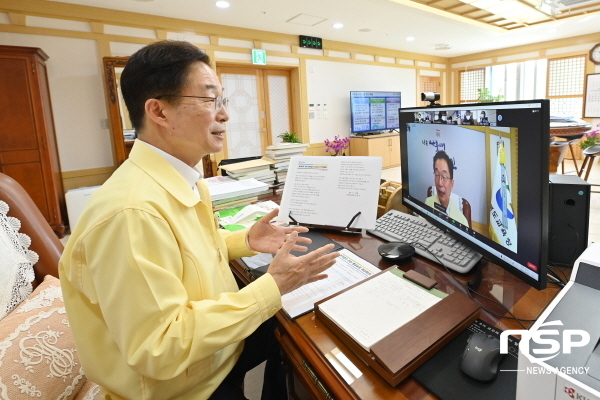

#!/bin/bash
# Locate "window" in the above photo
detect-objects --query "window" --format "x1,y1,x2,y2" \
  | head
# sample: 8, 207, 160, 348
486, 60, 546, 102
547, 56, 586, 118
459, 68, 484, 103
458, 55, 586, 117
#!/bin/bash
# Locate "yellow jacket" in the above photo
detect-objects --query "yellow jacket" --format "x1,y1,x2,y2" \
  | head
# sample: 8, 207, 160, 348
59, 141, 282, 399
425, 194, 469, 227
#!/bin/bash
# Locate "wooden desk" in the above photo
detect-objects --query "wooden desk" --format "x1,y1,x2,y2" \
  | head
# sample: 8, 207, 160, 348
230, 230, 563, 400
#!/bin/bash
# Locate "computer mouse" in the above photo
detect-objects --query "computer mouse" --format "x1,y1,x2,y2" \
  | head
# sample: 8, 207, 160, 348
460, 332, 506, 382
377, 242, 415, 263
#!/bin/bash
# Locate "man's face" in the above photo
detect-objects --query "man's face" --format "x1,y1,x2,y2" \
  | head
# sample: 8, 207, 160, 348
164, 62, 228, 165
434, 158, 454, 207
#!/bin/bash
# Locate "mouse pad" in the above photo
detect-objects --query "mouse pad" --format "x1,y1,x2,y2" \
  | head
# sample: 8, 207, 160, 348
411, 319, 519, 400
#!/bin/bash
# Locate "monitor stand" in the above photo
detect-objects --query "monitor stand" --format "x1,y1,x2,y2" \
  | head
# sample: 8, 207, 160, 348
466, 260, 483, 291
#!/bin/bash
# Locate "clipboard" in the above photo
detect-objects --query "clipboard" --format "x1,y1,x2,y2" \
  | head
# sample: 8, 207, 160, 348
314, 266, 480, 386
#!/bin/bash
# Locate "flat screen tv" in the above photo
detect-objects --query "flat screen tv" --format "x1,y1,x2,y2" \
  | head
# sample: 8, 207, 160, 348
350, 91, 401, 134
398, 100, 550, 289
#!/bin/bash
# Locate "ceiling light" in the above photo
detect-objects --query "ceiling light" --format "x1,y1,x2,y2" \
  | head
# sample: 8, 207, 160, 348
216, 1, 230, 8
333, 23, 344, 29
435, 43, 451, 50
359, 28, 371, 32
406, 36, 415, 41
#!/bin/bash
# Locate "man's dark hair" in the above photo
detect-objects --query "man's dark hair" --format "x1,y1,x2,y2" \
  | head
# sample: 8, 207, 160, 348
120, 40, 211, 132
433, 150, 454, 179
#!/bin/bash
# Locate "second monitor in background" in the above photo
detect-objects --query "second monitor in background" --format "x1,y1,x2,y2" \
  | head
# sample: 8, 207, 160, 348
350, 91, 401, 135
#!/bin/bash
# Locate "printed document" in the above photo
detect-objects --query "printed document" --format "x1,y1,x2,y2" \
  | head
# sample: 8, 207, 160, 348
277, 156, 382, 229
318, 270, 445, 351
281, 249, 380, 318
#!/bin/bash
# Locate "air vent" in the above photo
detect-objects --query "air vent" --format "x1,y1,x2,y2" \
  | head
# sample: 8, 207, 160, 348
286, 14, 327, 26
560, 0, 596, 6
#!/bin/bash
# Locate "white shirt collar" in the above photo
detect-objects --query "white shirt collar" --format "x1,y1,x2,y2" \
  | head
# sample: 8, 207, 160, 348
141, 141, 203, 193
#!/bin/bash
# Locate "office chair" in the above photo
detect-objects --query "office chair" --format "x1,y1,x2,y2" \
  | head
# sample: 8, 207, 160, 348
427, 186, 472, 228
578, 145, 600, 193
549, 139, 570, 174
550, 133, 584, 175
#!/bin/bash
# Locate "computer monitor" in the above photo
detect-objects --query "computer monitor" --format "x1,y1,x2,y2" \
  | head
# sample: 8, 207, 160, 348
350, 91, 401, 134
399, 100, 550, 289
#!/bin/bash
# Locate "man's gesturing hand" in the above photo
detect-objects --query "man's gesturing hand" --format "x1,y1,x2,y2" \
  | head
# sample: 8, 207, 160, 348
247, 208, 311, 254
267, 231, 340, 295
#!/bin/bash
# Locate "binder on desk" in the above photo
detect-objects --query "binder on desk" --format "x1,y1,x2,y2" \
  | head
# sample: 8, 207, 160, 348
314, 266, 480, 386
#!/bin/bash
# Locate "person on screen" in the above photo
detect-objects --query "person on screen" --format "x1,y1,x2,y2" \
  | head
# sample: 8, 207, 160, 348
425, 151, 469, 227
479, 110, 490, 126
451, 111, 461, 125
463, 110, 475, 125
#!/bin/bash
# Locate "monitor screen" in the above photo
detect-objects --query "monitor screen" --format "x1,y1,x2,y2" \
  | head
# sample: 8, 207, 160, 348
399, 100, 550, 289
350, 91, 401, 134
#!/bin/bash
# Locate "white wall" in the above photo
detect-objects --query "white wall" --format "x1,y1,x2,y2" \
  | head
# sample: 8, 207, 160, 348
0, 32, 113, 172
306, 59, 417, 144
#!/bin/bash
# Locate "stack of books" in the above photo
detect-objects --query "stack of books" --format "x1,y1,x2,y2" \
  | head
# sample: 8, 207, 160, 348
219, 158, 276, 186
264, 142, 309, 188
206, 175, 271, 211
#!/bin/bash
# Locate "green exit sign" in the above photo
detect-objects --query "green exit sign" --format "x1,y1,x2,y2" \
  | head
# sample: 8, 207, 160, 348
252, 49, 267, 65
299, 35, 322, 50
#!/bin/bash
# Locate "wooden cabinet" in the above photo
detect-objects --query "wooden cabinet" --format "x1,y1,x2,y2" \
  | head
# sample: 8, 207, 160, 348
0, 45, 66, 236
350, 134, 400, 169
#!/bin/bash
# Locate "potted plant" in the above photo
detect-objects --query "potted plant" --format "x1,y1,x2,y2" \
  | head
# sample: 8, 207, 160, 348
477, 88, 504, 103
277, 131, 302, 143
579, 124, 600, 150
324, 136, 350, 156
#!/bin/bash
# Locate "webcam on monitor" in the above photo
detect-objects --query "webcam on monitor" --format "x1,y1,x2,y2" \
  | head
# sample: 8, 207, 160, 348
421, 92, 441, 107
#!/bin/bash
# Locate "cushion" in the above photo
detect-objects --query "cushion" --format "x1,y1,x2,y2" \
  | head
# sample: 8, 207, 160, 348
73, 380, 101, 400
0, 275, 86, 399
0, 200, 38, 320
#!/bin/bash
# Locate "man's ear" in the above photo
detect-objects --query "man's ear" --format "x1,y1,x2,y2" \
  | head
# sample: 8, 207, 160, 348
145, 98, 170, 129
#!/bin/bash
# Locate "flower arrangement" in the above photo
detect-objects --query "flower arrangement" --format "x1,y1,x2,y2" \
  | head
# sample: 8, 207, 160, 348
579, 124, 600, 150
324, 136, 350, 156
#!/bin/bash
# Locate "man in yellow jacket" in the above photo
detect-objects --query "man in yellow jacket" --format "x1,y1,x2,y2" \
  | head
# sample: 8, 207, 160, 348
59, 40, 339, 400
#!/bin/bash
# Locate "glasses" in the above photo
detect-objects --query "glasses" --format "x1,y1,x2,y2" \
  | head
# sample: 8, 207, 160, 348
155, 95, 229, 111
434, 173, 451, 182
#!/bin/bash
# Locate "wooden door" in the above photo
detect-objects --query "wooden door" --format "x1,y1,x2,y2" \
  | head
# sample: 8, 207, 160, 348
216, 66, 293, 161
218, 67, 266, 159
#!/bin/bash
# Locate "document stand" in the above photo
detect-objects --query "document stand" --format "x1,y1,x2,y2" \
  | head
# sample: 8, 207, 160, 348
314, 266, 480, 386
288, 211, 362, 234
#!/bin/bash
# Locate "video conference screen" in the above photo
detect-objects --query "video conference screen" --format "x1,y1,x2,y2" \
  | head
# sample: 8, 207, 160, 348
399, 101, 550, 289
350, 91, 401, 134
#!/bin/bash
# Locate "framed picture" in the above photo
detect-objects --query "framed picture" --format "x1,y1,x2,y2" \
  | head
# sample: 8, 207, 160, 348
584, 73, 600, 118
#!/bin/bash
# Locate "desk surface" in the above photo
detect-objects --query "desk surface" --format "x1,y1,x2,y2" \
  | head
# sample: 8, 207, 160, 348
231, 228, 564, 400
